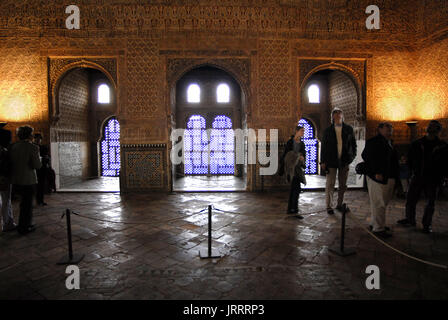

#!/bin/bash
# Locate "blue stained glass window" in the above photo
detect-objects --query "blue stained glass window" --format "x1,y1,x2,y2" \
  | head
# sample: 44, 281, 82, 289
298, 118, 318, 174
183, 115, 235, 175
184, 115, 208, 174
101, 117, 120, 177
210, 115, 234, 174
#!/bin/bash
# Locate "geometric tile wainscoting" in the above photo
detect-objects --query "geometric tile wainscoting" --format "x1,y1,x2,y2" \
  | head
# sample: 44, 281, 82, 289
121, 144, 168, 192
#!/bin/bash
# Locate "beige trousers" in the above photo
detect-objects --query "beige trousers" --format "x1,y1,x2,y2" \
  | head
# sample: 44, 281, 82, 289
325, 165, 349, 209
366, 176, 395, 232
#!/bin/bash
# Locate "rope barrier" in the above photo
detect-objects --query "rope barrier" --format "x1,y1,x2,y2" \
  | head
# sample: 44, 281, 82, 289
68, 207, 209, 225
212, 205, 327, 217
66, 205, 325, 225
346, 212, 448, 270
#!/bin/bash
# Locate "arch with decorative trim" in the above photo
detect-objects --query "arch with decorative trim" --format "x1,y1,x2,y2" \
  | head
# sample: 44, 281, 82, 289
50, 60, 117, 124
299, 62, 365, 121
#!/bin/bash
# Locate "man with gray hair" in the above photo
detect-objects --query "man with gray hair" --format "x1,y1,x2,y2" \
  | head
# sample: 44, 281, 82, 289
320, 108, 357, 215
362, 122, 399, 238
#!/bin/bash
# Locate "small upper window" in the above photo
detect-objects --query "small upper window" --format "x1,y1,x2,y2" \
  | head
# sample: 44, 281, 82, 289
187, 84, 200, 103
308, 84, 320, 104
98, 84, 110, 104
217, 83, 230, 103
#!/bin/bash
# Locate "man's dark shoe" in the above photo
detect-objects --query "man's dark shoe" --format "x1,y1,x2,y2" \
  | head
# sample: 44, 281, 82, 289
422, 226, 433, 234
18, 226, 36, 235
369, 225, 390, 232
372, 230, 392, 239
397, 218, 416, 227
327, 208, 334, 215
2, 223, 17, 232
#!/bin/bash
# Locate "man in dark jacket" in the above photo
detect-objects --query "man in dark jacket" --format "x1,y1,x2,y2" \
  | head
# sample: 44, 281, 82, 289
279, 126, 306, 217
34, 133, 50, 206
362, 122, 399, 238
397, 120, 447, 233
0, 124, 16, 232
321, 108, 357, 214
10, 126, 42, 235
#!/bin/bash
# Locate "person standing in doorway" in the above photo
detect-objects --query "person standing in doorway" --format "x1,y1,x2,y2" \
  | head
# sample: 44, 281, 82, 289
362, 122, 399, 238
320, 108, 357, 215
279, 126, 307, 218
397, 120, 447, 233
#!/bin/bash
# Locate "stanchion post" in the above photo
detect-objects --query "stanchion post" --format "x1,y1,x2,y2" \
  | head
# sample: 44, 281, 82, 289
199, 205, 221, 259
329, 209, 356, 257
208, 204, 212, 256
57, 209, 85, 265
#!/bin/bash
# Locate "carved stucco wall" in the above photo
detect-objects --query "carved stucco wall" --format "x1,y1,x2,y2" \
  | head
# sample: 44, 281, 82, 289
54, 68, 90, 187
0, 38, 47, 141
329, 70, 358, 127
0, 0, 447, 191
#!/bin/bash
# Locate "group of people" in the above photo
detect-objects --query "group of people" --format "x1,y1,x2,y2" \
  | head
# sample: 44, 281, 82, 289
280, 108, 448, 238
2, 117, 447, 238
0, 124, 54, 235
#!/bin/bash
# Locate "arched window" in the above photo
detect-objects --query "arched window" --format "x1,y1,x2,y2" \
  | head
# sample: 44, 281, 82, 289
187, 84, 200, 103
216, 84, 230, 103
298, 118, 318, 174
307, 84, 320, 104
210, 115, 234, 174
184, 115, 208, 174
101, 117, 120, 177
98, 84, 110, 104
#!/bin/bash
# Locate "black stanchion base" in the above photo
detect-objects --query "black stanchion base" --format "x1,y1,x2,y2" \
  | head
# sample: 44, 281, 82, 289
329, 246, 356, 257
199, 249, 221, 259
57, 253, 85, 265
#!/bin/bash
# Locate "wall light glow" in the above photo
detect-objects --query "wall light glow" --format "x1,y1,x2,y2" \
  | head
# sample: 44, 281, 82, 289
0, 95, 34, 121
374, 84, 446, 122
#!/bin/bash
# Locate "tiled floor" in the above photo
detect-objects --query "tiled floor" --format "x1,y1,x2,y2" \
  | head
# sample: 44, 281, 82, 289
58, 177, 120, 192
174, 176, 247, 191
173, 171, 362, 192
1, 189, 447, 299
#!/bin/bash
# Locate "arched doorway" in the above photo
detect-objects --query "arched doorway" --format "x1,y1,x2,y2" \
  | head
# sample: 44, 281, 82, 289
172, 66, 246, 191
50, 67, 120, 192
300, 67, 365, 188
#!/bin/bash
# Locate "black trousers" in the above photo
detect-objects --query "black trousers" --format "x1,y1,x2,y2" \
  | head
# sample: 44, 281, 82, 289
405, 176, 438, 227
36, 168, 46, 204
288, 176, 301, 212
13, 185, 35, 232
